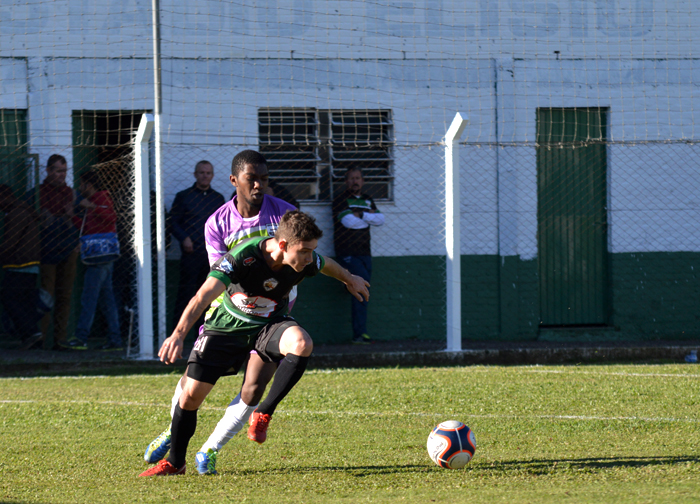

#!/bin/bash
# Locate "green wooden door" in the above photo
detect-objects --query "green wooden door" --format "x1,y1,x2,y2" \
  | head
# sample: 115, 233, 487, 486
0, 109, 29, 191
71, 112, 101, 180
537, 108, 609, 326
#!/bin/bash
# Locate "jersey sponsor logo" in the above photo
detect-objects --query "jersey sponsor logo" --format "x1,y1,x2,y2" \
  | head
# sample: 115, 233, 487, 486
263, 278, 279, 291
231, 292, 277, 317
218, 256, 234, 274
266, 223, 278, 236
243, 257, 256, 266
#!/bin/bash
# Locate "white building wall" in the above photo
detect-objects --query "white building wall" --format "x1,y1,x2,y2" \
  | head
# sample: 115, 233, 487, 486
500, 59, 700, 257
2, 0, 698, 258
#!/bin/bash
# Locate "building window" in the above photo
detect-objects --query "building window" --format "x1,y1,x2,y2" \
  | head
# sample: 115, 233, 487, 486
259, 108, 393, 202
0, 109, 34, 191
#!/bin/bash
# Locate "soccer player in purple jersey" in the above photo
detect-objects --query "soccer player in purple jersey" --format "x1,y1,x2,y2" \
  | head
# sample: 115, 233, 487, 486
139, 210, 369, 477
143, 150, 298, 474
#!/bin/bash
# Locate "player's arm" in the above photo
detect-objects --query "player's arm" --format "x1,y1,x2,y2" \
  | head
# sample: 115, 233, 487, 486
320, 255, 370, 302
159, 276, 226, 365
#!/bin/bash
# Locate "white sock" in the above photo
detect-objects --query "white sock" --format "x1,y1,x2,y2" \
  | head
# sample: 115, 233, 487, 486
200, 393, 257, 452
169, 379, 184, 420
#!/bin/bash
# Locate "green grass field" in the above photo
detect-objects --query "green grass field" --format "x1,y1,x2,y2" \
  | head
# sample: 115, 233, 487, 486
1, 364, 699, 503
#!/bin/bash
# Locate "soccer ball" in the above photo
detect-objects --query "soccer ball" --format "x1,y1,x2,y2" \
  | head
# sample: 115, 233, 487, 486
427, 420, 476, 469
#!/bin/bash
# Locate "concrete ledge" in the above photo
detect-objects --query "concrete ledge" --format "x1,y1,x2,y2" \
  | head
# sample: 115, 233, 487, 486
1, 344, 697, 377
308, 345, 699, 369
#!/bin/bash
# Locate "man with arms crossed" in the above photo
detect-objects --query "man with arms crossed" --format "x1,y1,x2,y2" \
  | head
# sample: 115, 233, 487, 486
144, 150, 297, 474
139, 210, 369, 476
332, 167, 385, 344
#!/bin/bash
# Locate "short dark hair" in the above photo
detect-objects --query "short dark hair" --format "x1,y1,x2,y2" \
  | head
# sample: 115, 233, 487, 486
47, 154, 67, 170
345, 167, 363, 180
195, 160, 213, 171
231, 150, 267, 177
80, 170, 102, 191
276, 210, 323, 245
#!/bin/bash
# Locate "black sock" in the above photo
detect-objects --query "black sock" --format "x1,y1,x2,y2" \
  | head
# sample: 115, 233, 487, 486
256, 354, 309, 416
167, 403, 197, 468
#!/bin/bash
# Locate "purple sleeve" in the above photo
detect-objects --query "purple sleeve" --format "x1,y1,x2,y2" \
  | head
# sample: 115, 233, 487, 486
204, 211, 227, 266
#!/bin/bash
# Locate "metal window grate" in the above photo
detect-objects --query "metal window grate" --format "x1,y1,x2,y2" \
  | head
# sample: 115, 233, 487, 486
259, 108, 393, 202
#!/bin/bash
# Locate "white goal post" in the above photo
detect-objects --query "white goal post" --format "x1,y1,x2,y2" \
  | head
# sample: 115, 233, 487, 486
133, 113, 155, 359
444, 113, 468, 352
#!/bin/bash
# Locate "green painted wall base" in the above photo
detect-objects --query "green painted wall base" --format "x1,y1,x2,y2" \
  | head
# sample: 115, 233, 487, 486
1, 252, 696, 348
289, 252, 699, 344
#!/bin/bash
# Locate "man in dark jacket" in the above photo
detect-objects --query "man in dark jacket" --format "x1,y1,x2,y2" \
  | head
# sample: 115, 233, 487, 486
170, 160, 224, 329
0, 184, 45, 349
30, 154, 79, 350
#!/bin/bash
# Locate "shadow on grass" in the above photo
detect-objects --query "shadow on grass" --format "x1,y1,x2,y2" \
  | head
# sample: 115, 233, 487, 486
219, 456, 698, 477
482, 455, 699, 475
221, 464, 432, 477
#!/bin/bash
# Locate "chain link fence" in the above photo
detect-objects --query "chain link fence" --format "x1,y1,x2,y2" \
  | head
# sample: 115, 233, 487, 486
1, 1, 699, 354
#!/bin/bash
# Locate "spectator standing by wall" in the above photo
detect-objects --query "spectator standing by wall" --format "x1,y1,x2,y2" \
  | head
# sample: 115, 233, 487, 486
70, 171, 122, 350
0, 184, 45, 350
30, 154, 79, 350
170, 160, 224, 330
332, 168, 385, 344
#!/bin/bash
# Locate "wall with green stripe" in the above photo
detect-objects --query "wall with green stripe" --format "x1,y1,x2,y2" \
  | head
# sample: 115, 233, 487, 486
3, 253, 694, 348
164, 253, 697, 345
288, 252, 699, 344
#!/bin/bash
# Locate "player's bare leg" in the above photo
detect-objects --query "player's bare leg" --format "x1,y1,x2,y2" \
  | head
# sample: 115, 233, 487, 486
146, 354, 277, 466
248, 326, 313, 443
204, 354, 276, 449
143, 375, 185, 463
195, 354, 276, 473
139, 375, 214, 477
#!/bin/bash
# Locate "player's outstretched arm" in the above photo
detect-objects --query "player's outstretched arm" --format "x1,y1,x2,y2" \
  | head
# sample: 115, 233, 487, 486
159, 276, 226, 365
320, 256, 370, 303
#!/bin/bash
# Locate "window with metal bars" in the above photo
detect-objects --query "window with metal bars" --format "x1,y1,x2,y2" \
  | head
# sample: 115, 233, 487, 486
259, 108, 393, 203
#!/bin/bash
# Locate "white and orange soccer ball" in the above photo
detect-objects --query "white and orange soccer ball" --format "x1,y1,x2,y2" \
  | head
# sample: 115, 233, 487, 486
426, 420, 476, 469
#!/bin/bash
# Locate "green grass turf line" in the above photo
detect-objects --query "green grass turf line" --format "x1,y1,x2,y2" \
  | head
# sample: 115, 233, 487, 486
0, 364, 699, 503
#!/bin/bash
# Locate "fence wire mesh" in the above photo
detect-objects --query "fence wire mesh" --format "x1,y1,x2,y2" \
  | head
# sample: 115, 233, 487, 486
1, 1, 699, 353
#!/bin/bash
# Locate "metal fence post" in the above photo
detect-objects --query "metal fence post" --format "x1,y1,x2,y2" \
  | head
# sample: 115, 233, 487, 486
134, 113, 155, 358
445, 112, 468, 352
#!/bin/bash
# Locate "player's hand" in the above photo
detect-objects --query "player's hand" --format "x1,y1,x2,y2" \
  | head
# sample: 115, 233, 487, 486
345, 274, 370, 302
182, 236, 194, 253
158, 335, 184, 365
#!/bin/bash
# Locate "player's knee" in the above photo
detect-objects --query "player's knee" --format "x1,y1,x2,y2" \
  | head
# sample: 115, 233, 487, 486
298, 333, 313, 356
241, 381, 265, 405
179, 380, 210, 410
179, 392, 200, 411
291, 331, 313, 357
279, 327, 313, 357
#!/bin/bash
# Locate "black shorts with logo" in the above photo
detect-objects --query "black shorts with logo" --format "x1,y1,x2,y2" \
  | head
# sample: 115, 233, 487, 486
186, 316, 299, 385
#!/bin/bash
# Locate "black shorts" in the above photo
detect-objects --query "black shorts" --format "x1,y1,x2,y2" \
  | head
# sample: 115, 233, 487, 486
186, 316, 299, 385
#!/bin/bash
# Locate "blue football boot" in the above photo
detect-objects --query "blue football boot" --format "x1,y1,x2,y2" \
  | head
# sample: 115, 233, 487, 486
144, 426, 172, 463
195, 448, 218, 475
